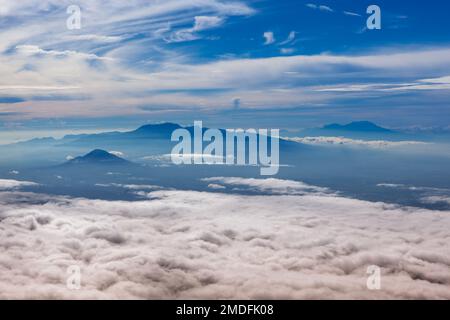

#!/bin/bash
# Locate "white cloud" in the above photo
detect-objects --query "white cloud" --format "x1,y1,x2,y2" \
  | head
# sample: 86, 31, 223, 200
143, 154, 235, 165
201, 177, 330, 195
306, 4, 333, 12
0, 179, 37, 190
0, 183, 449, 299
378, 185, 450, 208
0, 0, 450, 120
0, 86, 80, 92
421, 196, 450, 206
207, 183, 226, 190
193, 16, 223, 32
95, 183, 162, 191
108, 151, 124, 157
65, 34, 124, 43
343, 11, 361, 17
279, 31, 296, 45
166, 15, 224, 43
285, 136, 429, 149
15, 45, 113, 61
319, 5, 333, 12
3, 46, 450, 119
377, 183, 405, 188
130, 48, 450, 94
315, 74, 450, 93
419, 75, 450, 84
377, 184, 450, 193
263, 32, 275, 45
280, 48, 295, 55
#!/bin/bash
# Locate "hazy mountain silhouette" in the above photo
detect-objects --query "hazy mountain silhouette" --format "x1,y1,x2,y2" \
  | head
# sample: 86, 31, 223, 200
9, 121, 396, 150
65, 149, 131, 166
128, 123, 182, 138
52, 123, 184, 150
323, 121, 393, 133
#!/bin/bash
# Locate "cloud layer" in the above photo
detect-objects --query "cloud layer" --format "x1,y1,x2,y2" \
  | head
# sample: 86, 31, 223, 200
0, 178, 449, 299
0, 179, 37, 190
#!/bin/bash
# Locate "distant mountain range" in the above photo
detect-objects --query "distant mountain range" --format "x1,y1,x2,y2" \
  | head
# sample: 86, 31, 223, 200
322, 121, 393, 133
130, 123, 182, 138
281, 121, 404, 140
10, 121, 394, 149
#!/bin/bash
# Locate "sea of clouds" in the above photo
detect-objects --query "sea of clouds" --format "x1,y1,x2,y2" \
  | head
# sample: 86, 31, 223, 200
0, 177, 449, 299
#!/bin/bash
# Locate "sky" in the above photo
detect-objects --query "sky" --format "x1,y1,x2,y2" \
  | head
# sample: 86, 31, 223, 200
0, 0, 450, 133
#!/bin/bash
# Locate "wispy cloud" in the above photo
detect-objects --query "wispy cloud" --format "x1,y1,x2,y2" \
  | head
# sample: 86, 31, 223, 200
2, 45, 450, 119
343, 11, 361, 17
165, 16, 224, 43
201, 177, 330, 195
319, 5, 333, 12
64, 34, 124, 43
16, 45, 114, 61
285, 136, 428, 149
307, 4, 361, 17
279, 31, 297, 45
0, 179, 37, 190
280, 48, 295, 55
0, 0, 449, 124
306, 4, 333, 12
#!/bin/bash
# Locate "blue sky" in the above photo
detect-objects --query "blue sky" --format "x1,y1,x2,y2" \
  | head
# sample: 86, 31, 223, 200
0, 0, 450, 133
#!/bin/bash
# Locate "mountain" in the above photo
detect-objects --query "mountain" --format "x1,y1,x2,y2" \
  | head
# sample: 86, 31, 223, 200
56, 123, 182, 148
66, 149, 130, 166
323, 121, 393, 133
128, 123, 182, 138
13, 137, 57, 146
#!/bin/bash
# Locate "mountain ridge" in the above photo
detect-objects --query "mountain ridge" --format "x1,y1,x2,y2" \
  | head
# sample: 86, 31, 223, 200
65, 149, 130, 166
322, 121, 393, 133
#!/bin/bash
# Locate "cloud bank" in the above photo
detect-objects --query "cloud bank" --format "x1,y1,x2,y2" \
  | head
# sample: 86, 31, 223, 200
0, 179, 37, 190
285, 136, 429, 149
201, 177, 330, 195
0, 178, 449, 299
